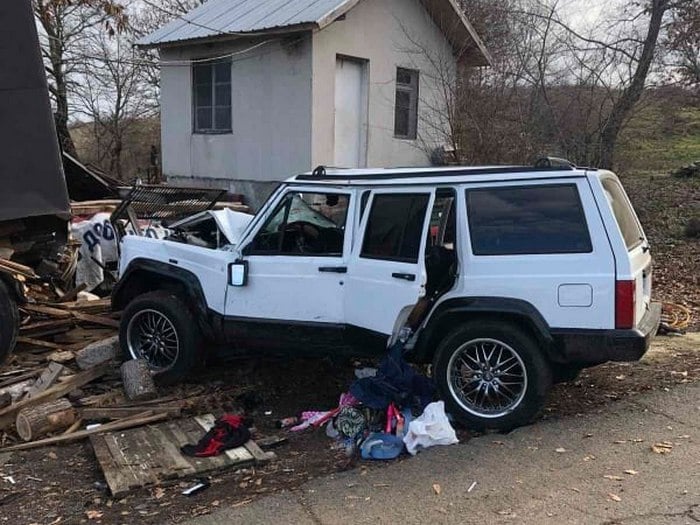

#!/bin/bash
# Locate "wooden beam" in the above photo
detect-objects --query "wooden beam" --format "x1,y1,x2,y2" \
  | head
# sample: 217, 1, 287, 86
80, 406, 182, 420
0, 412, 169, 452
72, 311, 119, 328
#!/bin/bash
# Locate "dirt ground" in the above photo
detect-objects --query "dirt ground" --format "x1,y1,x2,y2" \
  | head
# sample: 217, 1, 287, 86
0, 173, 698, 525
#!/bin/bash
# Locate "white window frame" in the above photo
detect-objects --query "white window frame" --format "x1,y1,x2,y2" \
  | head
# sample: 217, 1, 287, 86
394, 67, 419, 140
192, 60, 232, 134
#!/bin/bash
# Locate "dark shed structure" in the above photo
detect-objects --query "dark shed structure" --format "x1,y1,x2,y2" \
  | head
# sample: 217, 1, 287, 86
0, 0, 70, 222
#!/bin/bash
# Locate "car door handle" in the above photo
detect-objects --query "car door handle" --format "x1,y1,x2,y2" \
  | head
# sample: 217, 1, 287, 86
392, 272, 416, 282
319, 266, 347, 274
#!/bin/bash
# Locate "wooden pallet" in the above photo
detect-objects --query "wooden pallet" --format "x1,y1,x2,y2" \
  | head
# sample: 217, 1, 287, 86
90, 414, 275, 497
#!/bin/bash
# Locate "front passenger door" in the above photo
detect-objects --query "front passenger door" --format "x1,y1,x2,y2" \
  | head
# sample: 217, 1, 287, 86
224, 189, 354, 350
345, 189, 435, 339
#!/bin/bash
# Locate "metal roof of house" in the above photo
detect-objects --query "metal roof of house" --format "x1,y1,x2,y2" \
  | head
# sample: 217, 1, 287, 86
137, 0, 490, 65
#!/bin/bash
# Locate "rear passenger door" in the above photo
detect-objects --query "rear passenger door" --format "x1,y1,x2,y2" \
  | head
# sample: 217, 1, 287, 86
345, 188, 435, 338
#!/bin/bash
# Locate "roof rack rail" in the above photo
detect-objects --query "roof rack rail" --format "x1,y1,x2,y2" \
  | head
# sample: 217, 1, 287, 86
534, 156, 576, 169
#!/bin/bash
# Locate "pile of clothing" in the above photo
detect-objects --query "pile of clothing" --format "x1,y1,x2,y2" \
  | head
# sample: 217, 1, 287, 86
286, 339, 459, 460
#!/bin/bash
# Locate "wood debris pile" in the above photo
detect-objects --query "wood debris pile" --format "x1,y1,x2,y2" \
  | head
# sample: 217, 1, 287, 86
0, 262, 276, 495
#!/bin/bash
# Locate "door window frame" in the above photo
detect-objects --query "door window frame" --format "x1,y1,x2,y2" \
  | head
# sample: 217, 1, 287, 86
354, 188, 436, 264
239, 186, 356, 259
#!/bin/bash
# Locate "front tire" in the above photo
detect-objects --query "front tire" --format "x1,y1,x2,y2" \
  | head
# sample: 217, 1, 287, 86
433, 321, 552, 431
119, 291, 201, 385
0, 280, 19, 365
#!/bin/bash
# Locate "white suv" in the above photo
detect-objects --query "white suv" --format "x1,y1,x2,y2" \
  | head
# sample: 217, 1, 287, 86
113, 164, 661, 430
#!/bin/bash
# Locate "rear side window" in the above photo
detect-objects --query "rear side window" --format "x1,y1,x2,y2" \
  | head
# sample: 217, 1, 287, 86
361, 193, 430, 262
466, 184, 592, 255
601, 178, 643, 251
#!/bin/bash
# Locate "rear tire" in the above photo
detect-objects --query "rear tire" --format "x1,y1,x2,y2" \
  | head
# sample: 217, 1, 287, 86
119, 291, 201, 385
0, 280, 19, 365
433, 321, 552, 431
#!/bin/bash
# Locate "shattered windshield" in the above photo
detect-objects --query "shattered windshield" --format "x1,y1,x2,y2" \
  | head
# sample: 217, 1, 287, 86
266, 194, 339, 230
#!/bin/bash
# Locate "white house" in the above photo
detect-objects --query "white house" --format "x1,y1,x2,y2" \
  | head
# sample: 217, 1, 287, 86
139, 0, 490, 208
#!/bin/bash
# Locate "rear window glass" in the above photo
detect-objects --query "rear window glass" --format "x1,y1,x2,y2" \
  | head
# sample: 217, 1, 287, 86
361, 193, 430, 262
466, 184, 592, 255
601, 178, 643, 251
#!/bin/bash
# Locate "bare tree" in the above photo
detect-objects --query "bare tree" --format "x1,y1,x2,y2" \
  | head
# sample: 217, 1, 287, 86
73, 26, 156, 179
665, 1, 700, 92
595, 0, 674, 168
34, 0, 127, 158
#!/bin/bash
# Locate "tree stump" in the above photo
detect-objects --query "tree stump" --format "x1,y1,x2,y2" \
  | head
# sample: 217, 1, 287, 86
120, 359, 157, 401
16, 398, 76, 441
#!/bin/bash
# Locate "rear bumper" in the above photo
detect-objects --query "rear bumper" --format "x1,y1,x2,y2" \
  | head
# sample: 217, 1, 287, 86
551, 302, 662, 365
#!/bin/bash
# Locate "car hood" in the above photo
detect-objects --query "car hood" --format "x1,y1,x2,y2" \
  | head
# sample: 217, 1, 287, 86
211, 208, 253, 245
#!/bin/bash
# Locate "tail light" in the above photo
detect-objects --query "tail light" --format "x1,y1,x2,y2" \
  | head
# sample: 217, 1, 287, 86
615, 280, 636, 329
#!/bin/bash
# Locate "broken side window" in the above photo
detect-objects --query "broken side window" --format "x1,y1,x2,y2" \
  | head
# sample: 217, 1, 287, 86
246, 192, 350, 256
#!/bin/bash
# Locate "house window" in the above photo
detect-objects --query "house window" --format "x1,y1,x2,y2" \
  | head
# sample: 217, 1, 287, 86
394, 67, 419, 139
193, 60, 232, 133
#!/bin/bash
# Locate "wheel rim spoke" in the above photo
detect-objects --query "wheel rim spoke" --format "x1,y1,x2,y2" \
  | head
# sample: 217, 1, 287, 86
126, 308, 180, 373
446, 338, 528, 419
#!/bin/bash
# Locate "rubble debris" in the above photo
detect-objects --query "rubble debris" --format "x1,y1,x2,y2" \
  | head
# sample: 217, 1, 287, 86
121, 359, 157, 401
75, 336, 119, 370
0, 364, 109, 429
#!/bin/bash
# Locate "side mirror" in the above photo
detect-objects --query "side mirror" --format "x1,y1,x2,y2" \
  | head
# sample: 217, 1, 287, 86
229, 261, 248, 287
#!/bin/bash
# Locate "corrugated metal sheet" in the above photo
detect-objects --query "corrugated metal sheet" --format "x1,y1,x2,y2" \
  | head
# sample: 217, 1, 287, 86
138, 0, 349, 46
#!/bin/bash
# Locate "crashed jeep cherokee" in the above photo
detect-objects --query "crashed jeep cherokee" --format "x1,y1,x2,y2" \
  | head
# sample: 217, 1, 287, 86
112, 164, 661, 430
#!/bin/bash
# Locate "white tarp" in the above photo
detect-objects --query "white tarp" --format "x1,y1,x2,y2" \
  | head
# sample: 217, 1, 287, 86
71, 213, 169, 291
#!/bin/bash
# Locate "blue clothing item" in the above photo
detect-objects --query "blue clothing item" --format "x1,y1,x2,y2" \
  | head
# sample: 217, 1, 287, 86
349, 340, 435, 411
360, 432, 405, 460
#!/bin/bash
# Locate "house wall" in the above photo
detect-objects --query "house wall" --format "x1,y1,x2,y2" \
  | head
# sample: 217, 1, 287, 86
311, 0, 456, 168
159, 36, 313, 209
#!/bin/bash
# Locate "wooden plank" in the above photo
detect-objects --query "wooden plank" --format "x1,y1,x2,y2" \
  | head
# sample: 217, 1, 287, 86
0, 364, 110, 429
72, 311, 119, 328
91, 434, 135, 498
0, 259, 38, 279
25, 363, 65, 399
19, 318, 75, 334
21, 304, 72, 319
45, 298, 112, 315
149, 425, 196, 476
0, 411, 168, 452
90, 415, 261, 497
80, 406, 182, 420
16, 337, 65, 350
243, 440, 276, 464
0, 370, 40, 390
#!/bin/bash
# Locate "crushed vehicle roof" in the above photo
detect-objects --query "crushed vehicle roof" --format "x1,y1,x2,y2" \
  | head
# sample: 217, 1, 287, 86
287, 165, 597, 186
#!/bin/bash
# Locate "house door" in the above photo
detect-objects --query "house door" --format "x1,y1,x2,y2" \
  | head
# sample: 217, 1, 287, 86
334, 56, 367, 168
